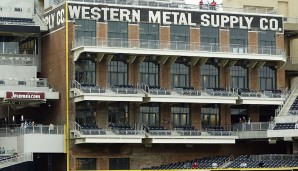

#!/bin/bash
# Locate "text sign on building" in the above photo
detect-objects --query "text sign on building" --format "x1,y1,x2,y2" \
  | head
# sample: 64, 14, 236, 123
6, 92, 45, 100
68, 3, 283, 32
43, 3, 284, 32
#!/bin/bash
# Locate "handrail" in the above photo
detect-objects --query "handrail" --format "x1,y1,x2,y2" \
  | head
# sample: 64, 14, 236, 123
72, 37, 285, 57
0, 153, 33, 169
50, 0, 278, 15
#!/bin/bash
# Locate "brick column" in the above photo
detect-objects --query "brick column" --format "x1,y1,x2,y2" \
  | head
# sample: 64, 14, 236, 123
220, 29, 230, 52
220, 105, 231, 127
190, 64, 200, 89
277, 68, 286, 89
191, 104, 201, 129
248, 31, 258, 53
160, 63, 170, 89
160, 103, 171, 129
276, 33, 284, 51
249, 105, 259, 122
220, 67, 229, 89
97, 22, 107, 45
128, 63, 139, 85
190, 27, 200, 50
249, 68, 259, 91
96, 102, 109, 128
97, 60, 108, 88
160, 26, 170, 49
128, 24, 139, 48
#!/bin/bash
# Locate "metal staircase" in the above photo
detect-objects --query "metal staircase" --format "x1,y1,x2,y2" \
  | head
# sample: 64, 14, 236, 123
275, 78, 298, 122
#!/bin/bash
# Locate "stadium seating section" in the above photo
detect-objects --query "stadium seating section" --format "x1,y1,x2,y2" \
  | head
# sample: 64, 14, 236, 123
81, 84, 105, 93
206, 87, 231, 96
273, 123, 296, 130
111, 84, 137, 94
289, 96, 298, 115
148, 86, 171, 95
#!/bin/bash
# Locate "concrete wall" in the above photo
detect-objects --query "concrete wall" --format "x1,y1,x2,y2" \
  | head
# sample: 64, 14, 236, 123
0, 0, 34, 18
20, 134, 64, 153
0, 66, 36, 79
0, 136, 17, 154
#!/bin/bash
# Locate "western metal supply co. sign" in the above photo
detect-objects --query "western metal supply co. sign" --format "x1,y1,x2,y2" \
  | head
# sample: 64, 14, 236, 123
43, 3, 283, 32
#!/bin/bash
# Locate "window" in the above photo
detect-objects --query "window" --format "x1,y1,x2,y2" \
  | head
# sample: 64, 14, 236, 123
230, 65, 248, 89
75, 59, 96, 85
108, 60, 128, 86
201, 105, 220, 127
109, 158, 130, 170
139, 23, 159, 48
75, 19, 96, 45
200, 26, 219, 51
171, 104, 190, 127
201, 64, 219, 89
230, 105, 248, 124
171, 62, 189, 88
108, 102, 129, 125
108, 21, 128, 47
139, 60, 159, 87
75, 102, 95, 126
76, 158, 96, 170
230, 28, 248, 53
170, 25, 189, 50
140, 103, 160, 126
259, 66, 276, 90
258, 31, 276, 54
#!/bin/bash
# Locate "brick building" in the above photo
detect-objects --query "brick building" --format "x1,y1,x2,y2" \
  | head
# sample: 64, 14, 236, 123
1, 0, 298, 170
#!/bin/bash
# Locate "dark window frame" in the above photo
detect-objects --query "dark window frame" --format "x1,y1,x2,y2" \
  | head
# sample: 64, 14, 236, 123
230, 65, 248, 89
108, 60, 128, 86
139, 61, 159, 87
201, 63, 219, 89
171, 62, 190, 88
171, 104, 190, 127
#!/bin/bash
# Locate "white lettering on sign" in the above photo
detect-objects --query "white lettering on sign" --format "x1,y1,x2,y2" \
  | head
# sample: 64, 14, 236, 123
44, 4, 284, 32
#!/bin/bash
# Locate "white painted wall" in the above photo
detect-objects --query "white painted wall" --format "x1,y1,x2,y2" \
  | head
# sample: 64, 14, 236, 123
22, 134, 64, 153
0, 137, 17, 154
0, 66, 37, 80
0, 0, 34, 18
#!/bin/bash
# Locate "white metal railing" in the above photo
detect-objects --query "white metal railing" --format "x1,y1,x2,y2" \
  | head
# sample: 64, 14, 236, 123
232, 122, 270, 132
0, 55, 36, 66
287, 56, 298, 64
0, 77, 49, 88
284, 17, 298, 24
0, 153, 33, 169
251, 154, 298, 161
73, 38, 285, 57
52, 0, 278, 15
0, 124, 64, 136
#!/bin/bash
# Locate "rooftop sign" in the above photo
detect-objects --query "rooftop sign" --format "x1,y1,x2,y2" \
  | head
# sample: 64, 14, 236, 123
43, 3, 283, 32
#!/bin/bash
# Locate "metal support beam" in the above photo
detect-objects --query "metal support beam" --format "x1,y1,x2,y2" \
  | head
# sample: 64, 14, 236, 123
198, 58, 208, 66
106, 54, 114, 63
227, 60, 237, 68
255, 61, 266, 69
158, 56, 169, 64
96, 53, 105, 62
127, 55, 137, 63
276, 61, 286, 70
220, 59, 229, 68
169, 56, 178, 65
138, 56, 146, 63
73, 48, 85, 61
189, 57, 200, 66
248, 61, 258, 69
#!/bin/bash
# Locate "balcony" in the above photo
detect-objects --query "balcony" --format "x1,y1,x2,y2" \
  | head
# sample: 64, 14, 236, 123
0, 124, 64, 153
54, 0, 278, 15
72, 38, 286, 62
141, 84, 238, 104
70, 122, 145, 144
0, 77, 59, 106
234, 88, 289, 105
70, 123, 237, 144
70, 81, 145, 102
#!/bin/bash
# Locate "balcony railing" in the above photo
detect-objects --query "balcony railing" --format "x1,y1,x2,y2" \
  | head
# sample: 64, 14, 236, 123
0, 55, 37, 66
52, 0, 278, 15
0, 124, 64, 136
73, 37, 285, 57
0, 78, 50, 88
231, 122, 271, 132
